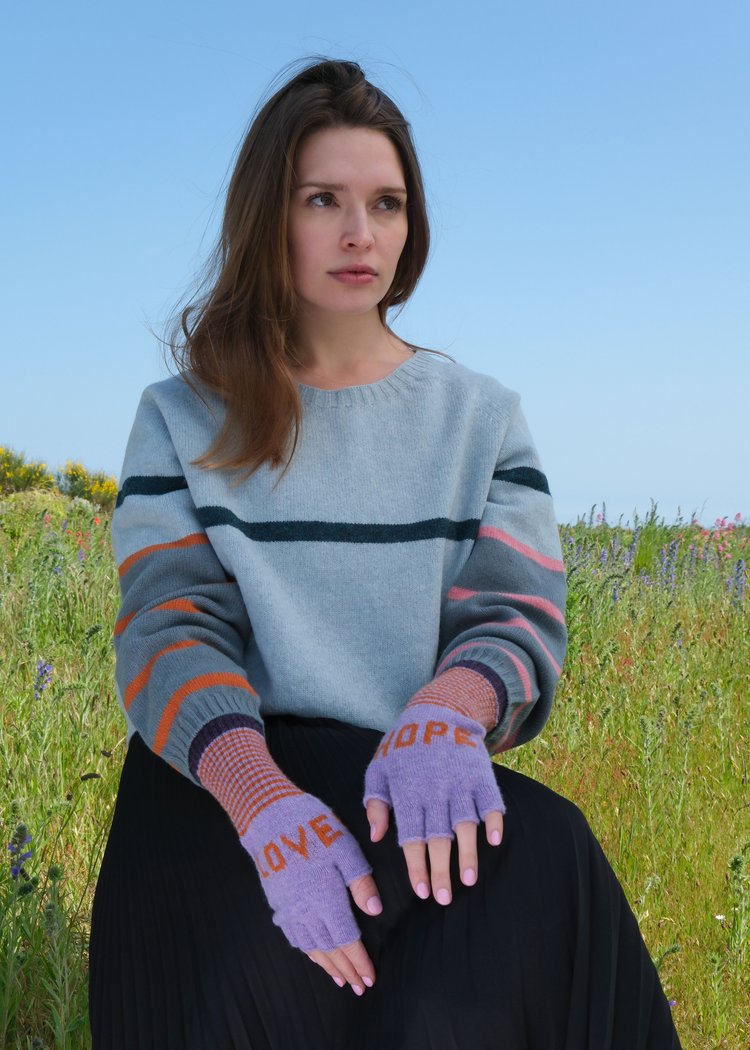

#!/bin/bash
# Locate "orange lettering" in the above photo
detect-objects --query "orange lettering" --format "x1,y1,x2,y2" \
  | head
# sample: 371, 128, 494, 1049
281, 825, 309, 860
264, 842, 286, 873
454, 726, 476, 747
257, 854, 269, 878
395, 723, 418, 748
375, 730, 395, 759
310, 814, 343, 848
424, 721, 448, 745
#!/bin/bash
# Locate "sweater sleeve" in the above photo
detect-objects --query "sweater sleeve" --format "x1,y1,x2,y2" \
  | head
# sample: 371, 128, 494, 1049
112, 386, 263, 785
433, 399, 568, 754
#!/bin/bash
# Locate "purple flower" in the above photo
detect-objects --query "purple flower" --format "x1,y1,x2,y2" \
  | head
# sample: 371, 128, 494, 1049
34, 661, 53, 700
8, 826, 33, 880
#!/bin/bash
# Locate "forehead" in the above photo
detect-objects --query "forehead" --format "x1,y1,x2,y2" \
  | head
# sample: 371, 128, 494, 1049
294, 126, 404, 183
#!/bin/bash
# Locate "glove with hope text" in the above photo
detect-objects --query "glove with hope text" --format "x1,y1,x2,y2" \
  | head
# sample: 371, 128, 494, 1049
363, 665, 506, 844
196, 721, 373, 953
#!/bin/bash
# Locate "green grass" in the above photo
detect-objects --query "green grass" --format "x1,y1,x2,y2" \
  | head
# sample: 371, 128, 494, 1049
1, 490, 748, 1047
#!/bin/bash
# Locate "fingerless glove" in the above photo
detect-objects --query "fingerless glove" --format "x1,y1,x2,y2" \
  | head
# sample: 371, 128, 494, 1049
196, 717, 373, 953
363, 665, 506, 844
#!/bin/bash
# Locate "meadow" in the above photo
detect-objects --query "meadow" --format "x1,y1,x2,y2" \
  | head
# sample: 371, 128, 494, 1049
0, 486, 748, 1049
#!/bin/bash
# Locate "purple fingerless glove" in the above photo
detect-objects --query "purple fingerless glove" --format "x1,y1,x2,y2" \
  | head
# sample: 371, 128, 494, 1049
363, 666, 506, 844
195, 721, 373, 954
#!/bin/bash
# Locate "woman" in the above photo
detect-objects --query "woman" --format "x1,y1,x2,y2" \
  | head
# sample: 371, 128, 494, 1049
89, 56, 681, 1049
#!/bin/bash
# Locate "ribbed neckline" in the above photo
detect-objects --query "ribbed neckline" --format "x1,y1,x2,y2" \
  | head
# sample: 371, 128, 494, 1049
295, 348, 436, 407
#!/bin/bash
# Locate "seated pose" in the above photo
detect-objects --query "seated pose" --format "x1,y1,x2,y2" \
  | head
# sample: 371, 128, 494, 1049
89, 56, 682, 1049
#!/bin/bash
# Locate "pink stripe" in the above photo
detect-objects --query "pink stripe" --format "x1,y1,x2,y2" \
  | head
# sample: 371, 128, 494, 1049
436, 640, 533, 703
497, 646, 533, 703
504, 617, 562, 676
447, 586, 565, 624
477, 525, 565, 572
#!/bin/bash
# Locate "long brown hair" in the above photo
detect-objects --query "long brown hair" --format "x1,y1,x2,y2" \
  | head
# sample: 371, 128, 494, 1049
166, 56, 435, 482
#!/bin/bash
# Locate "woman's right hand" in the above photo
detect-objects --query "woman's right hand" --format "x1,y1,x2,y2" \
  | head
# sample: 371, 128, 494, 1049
304, 871, 382, 994
238, 791, 382, 994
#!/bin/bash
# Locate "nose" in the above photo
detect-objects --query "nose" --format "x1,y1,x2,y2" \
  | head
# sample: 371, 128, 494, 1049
341, 205, 374, 249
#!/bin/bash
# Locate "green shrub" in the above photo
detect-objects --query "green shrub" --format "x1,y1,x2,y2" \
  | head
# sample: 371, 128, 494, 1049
0, 447, 55, 496
55, 461, 118, 511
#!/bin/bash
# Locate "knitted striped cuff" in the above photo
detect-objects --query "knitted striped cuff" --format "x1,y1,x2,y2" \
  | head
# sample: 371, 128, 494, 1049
188, 714, 303, 837
407, 662, 507, 734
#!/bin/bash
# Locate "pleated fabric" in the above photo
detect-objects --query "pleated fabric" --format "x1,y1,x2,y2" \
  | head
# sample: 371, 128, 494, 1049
89, 717, 682, 1049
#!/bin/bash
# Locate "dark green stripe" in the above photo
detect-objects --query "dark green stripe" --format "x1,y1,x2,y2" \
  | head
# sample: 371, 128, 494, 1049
492, 466, 550, 495
116, 475, 189, 508
196, 506, 479, 544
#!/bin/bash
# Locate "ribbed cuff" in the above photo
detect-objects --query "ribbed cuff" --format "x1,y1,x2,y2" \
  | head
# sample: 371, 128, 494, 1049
191, 716, 303, 836
407, 663, 507, 734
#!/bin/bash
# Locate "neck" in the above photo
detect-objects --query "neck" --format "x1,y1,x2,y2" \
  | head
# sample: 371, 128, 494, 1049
288, 307, 409, 378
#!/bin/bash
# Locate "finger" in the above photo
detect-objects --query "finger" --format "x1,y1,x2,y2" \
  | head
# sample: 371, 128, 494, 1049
307, 949, 347, 988
455, 820, 479, 886
340, 938, 376, 989
485, 810, 504, 846
427, 836, 453, 905
365, 797, 390, 842
402, 839, 431, 900
349, 872, 384, 917
329, 940, 375, 994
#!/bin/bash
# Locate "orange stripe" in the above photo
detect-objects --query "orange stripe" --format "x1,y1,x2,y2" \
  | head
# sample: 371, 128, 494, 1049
243, 787, 305, 831
115, 599, 205, 639
118, 534, 209, 578
154, 598, 204, 615
114, 610, 137, 637
124, 640, 200, 710
153, 672, 257, 756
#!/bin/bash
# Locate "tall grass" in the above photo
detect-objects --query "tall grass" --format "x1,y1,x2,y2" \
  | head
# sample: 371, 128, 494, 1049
1, 491, 748, 1047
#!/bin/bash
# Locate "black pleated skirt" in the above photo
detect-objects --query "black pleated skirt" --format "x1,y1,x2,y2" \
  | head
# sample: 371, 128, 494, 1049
89, 716, 682, 1049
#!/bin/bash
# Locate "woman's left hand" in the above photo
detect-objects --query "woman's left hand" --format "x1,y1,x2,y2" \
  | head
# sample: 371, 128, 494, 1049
362, 704, 505, 905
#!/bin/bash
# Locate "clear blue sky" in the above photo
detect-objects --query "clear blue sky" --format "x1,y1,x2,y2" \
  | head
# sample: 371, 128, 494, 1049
3, 1, 748, 525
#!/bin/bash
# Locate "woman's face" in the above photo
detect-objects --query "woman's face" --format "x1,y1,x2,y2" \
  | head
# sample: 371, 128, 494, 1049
287, 126, 409, 322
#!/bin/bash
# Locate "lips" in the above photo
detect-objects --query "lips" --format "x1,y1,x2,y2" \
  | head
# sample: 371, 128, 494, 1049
329, 265, 377, 275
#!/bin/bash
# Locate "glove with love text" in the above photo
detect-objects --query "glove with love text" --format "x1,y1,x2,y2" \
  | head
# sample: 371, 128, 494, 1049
195, 721, 373, 953
363, 666, 507, 844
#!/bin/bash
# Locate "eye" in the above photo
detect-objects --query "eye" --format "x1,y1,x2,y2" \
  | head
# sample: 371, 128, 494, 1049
307, 192, 335, 208
377, 196, 404, 213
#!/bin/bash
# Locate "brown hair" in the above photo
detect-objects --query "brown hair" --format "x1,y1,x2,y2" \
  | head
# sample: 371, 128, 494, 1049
166, 56, 436, 482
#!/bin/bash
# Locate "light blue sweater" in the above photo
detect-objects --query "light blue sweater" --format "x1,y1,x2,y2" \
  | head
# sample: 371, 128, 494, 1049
112, 348, 567, 785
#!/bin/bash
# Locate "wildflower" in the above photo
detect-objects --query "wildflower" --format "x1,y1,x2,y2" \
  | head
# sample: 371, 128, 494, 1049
8, 825, 33, 879
714, 913, 726, 921
77, 548, 85, 563
668, 1000, 676, 1010
729, 559, 746, 608
34, 660, 53, 700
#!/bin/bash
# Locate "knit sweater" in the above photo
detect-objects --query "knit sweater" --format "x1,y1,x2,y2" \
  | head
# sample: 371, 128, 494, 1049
112, 348, 567, 790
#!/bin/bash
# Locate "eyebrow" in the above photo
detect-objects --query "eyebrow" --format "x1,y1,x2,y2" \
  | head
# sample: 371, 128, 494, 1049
296, 181, 407, 195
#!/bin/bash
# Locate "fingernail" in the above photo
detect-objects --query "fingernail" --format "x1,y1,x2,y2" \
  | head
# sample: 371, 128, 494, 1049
490, 830, 501, 845
463, 868, 477, 885
370, 823, 377, 841
362, 976, 374, 987
367, 895, 383, 915
333, 976, 345, 987
437, 888, 451, 905
352, 984, 364, 996
417, 881, 430, 899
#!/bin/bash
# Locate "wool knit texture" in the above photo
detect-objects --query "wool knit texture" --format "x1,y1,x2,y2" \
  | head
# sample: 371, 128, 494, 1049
112, 349, 568, 803
363, 666, 507, 845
